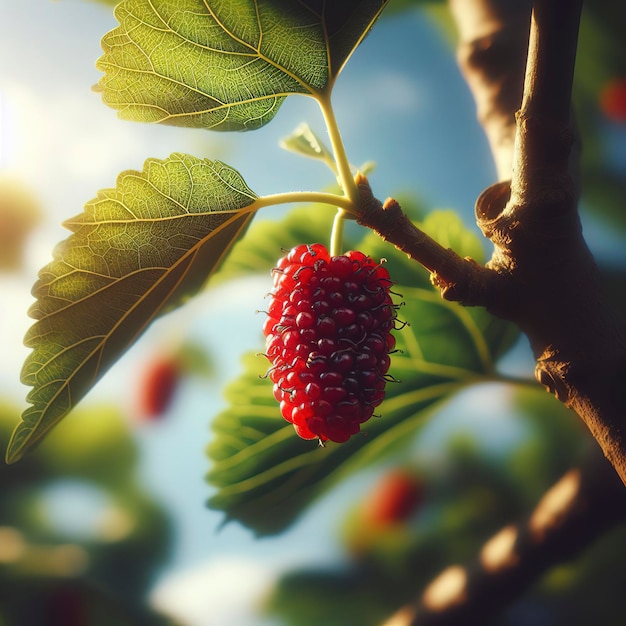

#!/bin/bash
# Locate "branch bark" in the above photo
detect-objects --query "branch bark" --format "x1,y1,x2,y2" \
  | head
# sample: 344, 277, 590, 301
450, 0, 531, 181
359, 0, 626, 485
473, 0, 626, 485
363, 2, 626, 621
380, 449, 626, 626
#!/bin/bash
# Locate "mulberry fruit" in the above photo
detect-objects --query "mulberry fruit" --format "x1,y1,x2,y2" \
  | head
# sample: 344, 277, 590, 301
263, 243, 397, 443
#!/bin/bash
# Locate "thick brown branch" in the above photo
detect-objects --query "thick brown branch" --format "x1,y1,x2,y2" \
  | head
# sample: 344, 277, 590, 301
380, 450, 626, 626
473, 0, 626, 485
364, 1, 626, 485
437, 0, 626, 483
519, 0, 580, 123
375, 2, 626, 624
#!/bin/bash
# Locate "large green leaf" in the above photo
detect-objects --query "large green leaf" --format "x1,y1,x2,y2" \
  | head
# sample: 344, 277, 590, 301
96, 0, 389, 130
206, 210, 519, 535
207, 351, 458, 536
8, 153, 257, 463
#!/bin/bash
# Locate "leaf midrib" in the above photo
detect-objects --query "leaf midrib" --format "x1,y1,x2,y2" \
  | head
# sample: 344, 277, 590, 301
139, 0, 325, 97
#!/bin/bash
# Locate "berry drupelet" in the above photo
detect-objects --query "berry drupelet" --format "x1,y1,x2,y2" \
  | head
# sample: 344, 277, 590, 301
263, 243, 398, 444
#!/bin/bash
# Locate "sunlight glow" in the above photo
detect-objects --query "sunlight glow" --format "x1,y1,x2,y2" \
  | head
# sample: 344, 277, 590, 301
480, 524, 519, 573
422, 565, 468, 611
529, 469, 581, 540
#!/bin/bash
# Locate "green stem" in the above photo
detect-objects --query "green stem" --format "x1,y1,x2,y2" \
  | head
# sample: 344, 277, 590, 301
253, 191, 353, 212
317, 93, 360, 211
329, 211, 346, 257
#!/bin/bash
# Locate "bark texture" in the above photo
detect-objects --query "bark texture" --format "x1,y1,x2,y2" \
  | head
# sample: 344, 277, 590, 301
366, 1, 626, 623
382, 450, 626, 626
359, 0, 626, 486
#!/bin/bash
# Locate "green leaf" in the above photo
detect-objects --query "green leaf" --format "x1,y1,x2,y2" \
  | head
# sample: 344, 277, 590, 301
207, 351, 457, 536
280, 122, 336, 167
8, 153, 257, 463
96, 0, 389, 130
206, 210, 519, 535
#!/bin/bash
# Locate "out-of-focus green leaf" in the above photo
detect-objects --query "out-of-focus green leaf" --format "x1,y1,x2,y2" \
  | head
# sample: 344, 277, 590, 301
9, 153, 257, 463
0, 400, 174, 622
97, 0, 389, 130
280, 123, 336, 169
206, 209, 519, 535
509, 386, 590, 502
582, 167, 626, 231
35, 404, 138, 487
570, 5, 626, 231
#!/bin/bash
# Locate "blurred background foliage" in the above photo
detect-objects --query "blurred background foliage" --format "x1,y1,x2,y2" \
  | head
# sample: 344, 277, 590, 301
263, 387, 625, 626
1, 0, 625, 624
0, 402, 176, 625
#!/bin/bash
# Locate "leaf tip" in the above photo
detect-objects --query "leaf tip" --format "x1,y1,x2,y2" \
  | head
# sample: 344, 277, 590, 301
5, 435, 25, 466
5, 416, 38, 465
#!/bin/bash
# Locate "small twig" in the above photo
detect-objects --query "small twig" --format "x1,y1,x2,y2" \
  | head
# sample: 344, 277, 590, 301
354, 173, 506, 308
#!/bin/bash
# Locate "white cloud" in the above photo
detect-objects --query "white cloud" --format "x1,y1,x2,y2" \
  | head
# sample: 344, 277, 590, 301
366, 71, 423, 114
150, 558, 279, 626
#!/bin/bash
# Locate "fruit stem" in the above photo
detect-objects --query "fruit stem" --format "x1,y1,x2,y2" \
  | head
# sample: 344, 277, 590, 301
330, 210, 346, 257
317, 93, 360, 212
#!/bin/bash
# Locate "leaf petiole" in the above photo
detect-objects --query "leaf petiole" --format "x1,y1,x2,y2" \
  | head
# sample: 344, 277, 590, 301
316, 93, 361, 207
253, 191, 355, 213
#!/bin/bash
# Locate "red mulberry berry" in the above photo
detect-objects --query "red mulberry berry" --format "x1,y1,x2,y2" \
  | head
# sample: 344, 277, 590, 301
600, 78, 626, 122
263, 243, 397, 443
362, 469, 424, 527
137, 355, 180, 419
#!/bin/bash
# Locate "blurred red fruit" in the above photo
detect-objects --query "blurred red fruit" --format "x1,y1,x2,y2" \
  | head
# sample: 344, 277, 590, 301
137, 356, 180, 419
600, 78, 626, 122
362, 469, 423, 527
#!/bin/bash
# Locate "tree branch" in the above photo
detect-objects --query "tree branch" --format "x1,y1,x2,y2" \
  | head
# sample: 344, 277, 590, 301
360, 0, 626, 484
473, 0, 626, 485
366, 2, 626, 624
355, 173, 501, 306
449, 0, 531, 181
380, 449, 626, 626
